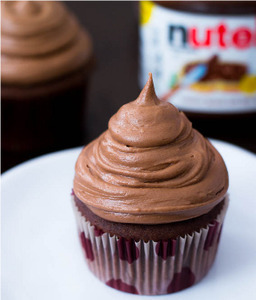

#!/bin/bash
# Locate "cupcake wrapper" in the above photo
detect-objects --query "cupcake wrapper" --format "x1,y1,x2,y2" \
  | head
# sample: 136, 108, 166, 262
72, 196, 229, 295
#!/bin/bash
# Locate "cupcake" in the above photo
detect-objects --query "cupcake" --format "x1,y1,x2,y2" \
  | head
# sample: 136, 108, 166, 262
1, 1, 94, 170
72, 74, 229, 295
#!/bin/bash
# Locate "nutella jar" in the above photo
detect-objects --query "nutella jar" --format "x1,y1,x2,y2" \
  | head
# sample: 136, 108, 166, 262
139, 1, 256, 150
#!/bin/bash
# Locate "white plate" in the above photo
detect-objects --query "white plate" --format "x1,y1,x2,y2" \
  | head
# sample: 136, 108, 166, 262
2, 140, 256, 300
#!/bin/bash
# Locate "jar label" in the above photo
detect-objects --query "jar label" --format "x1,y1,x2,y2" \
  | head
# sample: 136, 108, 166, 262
139, 1, 256, 113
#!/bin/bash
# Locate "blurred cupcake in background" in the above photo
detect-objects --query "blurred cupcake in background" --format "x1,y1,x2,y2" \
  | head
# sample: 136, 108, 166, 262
1, 1, 94, 171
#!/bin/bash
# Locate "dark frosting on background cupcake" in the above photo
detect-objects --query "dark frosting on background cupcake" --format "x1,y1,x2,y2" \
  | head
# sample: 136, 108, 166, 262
1, 1, 93, 85
74, 74, 228, 224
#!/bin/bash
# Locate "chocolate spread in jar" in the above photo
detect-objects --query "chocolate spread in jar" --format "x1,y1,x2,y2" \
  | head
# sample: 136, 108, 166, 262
139, 1, 256, 149
184, 55, 247, 82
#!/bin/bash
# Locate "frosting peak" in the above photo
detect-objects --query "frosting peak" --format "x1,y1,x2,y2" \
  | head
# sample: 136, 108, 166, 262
74, 75, 228, 224
1, 1, 93, 85
109, 74, 190, 148
135, 73, 160, 106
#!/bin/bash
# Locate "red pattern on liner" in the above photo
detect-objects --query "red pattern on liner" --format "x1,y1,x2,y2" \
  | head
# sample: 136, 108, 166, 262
167, 267, 195, 293
73, 196, 228, 295
79, 232, 94, 261
204, 221, 219, 251
117, 237, 140, 264
94, 226, 104, 237
155, 239, 177, 259
106, 279, 139, 294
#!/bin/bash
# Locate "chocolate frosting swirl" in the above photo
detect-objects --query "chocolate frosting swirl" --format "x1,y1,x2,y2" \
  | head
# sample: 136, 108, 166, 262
1, 1, 93, 85
74, 74, 228, 224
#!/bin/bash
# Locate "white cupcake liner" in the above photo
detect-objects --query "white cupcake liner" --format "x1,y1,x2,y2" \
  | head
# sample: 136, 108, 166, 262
72, 196, 229, 295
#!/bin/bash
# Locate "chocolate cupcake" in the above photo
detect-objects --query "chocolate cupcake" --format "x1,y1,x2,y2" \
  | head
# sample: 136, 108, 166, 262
72, 74, 229, 295
1, 1, 94, 170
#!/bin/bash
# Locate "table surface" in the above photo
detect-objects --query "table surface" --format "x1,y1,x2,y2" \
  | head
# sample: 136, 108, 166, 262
2, 1, 255, 173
